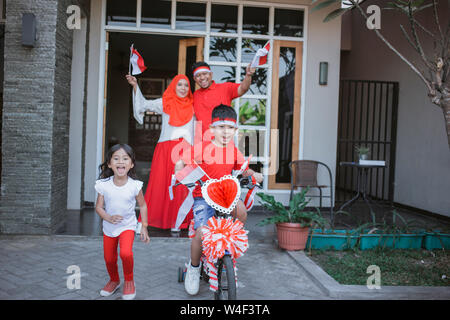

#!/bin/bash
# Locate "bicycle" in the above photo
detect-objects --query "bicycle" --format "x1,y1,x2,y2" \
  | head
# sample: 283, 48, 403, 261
176, 175, 261, 300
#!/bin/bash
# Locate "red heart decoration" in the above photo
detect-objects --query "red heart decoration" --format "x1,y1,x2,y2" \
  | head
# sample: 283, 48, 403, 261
203, 177, 239, 211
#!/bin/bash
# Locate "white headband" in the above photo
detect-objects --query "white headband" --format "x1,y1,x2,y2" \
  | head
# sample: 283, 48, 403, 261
193, 66, 212, 77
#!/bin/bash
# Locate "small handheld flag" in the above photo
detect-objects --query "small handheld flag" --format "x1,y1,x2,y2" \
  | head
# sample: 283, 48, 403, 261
129, 44, 147, 75
250, 41, 270, 68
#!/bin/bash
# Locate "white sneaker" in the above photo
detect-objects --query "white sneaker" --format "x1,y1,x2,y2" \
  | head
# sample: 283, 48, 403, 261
136, 222, 142, 234
171, 228, 180, 232
184, 261, 200, 295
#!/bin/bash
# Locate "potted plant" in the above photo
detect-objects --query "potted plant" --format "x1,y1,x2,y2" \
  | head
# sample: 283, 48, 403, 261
256, 188, 326, 251
355, 145, 370, 161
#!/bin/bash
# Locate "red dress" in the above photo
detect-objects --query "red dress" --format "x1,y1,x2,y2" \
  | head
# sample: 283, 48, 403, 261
142, 138, 193, 229
133, 74, 195, 230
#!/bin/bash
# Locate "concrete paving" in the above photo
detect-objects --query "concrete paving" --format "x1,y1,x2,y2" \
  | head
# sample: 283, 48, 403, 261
1, 209, 449, 300
0, 235, 326, 300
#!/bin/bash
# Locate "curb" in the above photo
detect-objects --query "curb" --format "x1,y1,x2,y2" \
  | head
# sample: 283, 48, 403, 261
286, 250, 450, 300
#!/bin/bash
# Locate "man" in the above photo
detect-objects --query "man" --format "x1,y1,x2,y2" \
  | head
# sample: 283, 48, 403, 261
191, 61, 256, 137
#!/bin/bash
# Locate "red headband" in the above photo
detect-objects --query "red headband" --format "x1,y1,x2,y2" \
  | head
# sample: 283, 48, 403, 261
193, 66, 211, 76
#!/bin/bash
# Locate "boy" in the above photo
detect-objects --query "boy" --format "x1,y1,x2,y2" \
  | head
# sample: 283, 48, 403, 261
175, 104, 263, 296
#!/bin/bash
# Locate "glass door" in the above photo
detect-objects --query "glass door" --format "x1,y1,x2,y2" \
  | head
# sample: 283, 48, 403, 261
269, 40, 303, 190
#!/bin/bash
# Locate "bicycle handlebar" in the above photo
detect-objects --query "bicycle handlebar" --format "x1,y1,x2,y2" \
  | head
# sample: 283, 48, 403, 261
174, 175, 261, 190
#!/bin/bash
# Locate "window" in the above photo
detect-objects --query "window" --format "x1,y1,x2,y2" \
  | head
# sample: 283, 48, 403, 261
239, 99, 266, 126
106, 0, 136, 26
241, 39, 269, 64
141, 0, 171, 29
241, 67, 267, 96
211, 4, 238, 33
238, 129, 265, 159
211, 65, 236, 84
242, 6, 269, 35
274, 9, 304, 37
209, 37, 237, 62
176, 2, 206, 31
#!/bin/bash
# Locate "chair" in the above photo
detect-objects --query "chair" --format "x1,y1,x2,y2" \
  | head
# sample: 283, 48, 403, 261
289, 160, 334, 226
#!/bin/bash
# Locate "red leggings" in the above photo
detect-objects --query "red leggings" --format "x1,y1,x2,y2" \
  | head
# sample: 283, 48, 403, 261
103, 230, 135, 282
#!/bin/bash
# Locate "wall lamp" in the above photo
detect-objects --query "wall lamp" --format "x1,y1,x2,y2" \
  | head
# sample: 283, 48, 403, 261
319, 62, 328, 85
22, 13, 37, 47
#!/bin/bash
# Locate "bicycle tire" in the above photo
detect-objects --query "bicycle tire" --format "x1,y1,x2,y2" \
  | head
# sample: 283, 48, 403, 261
178, 267, 185, 283
215, 255, 237, 300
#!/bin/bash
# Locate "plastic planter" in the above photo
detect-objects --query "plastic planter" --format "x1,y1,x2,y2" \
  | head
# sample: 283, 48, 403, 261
424, 232, 450, 250
359, 233, 424, 250
306, 229, 359, 250
276, 223, 310, 251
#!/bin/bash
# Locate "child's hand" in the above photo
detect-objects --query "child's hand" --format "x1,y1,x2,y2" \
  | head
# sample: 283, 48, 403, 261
253, 172, 264, 184
107, 215, 123, 224
140, 226, 150, 244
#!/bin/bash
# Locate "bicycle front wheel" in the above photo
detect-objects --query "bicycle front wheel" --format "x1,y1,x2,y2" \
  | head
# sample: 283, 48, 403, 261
215, 255, 237, 300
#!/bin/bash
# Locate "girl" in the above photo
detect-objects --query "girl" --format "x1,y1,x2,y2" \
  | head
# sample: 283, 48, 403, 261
125, 73, 194, 232
95, 144, 150, 300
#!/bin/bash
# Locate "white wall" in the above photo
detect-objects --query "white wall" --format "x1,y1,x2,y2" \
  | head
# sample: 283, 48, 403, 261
340, 1, 450, 216
84, 0, 103, 203
67, 17, 87, 209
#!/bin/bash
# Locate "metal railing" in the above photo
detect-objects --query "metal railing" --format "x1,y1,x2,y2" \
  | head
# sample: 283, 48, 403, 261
336, 80, 399, 204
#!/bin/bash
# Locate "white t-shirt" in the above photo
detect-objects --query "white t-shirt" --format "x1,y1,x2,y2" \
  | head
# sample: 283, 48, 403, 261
95, 176, 143, 237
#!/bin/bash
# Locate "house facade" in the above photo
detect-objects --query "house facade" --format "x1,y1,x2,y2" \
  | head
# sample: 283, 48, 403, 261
0, 0, 342, 234
2, 0, 448, 236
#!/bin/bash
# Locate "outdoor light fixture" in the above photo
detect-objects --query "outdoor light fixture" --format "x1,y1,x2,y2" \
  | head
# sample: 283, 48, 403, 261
319, 62, 328, 85
22, 13, 37, 47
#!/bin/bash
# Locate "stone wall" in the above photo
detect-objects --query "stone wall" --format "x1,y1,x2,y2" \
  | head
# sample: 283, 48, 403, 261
0, 0, 90, 234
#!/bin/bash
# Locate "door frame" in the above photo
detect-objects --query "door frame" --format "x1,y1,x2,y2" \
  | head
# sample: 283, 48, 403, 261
268, 40, 303, 190
178, 37, 204, 76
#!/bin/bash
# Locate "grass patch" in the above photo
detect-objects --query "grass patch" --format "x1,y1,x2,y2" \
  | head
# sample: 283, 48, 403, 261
308, 249, 450, 286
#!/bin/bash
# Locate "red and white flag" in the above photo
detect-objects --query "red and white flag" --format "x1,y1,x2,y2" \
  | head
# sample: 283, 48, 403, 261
250, 41, 270, 68
129, 44, 147, 75
175, 163, 206, 185
171, 163, 207, 230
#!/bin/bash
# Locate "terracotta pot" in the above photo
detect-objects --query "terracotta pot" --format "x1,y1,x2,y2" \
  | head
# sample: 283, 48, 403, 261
276, 223, 310, 251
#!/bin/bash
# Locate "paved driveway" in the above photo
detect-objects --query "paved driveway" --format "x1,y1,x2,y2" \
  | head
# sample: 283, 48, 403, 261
0, 236, 326, 300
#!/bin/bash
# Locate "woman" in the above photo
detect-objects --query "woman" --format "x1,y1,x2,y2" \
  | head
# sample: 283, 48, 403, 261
125, 73, 194, 231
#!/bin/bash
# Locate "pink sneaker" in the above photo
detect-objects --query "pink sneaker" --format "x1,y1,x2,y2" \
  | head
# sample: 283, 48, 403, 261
122, 281, 136, 300
100, 280, 120, 297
